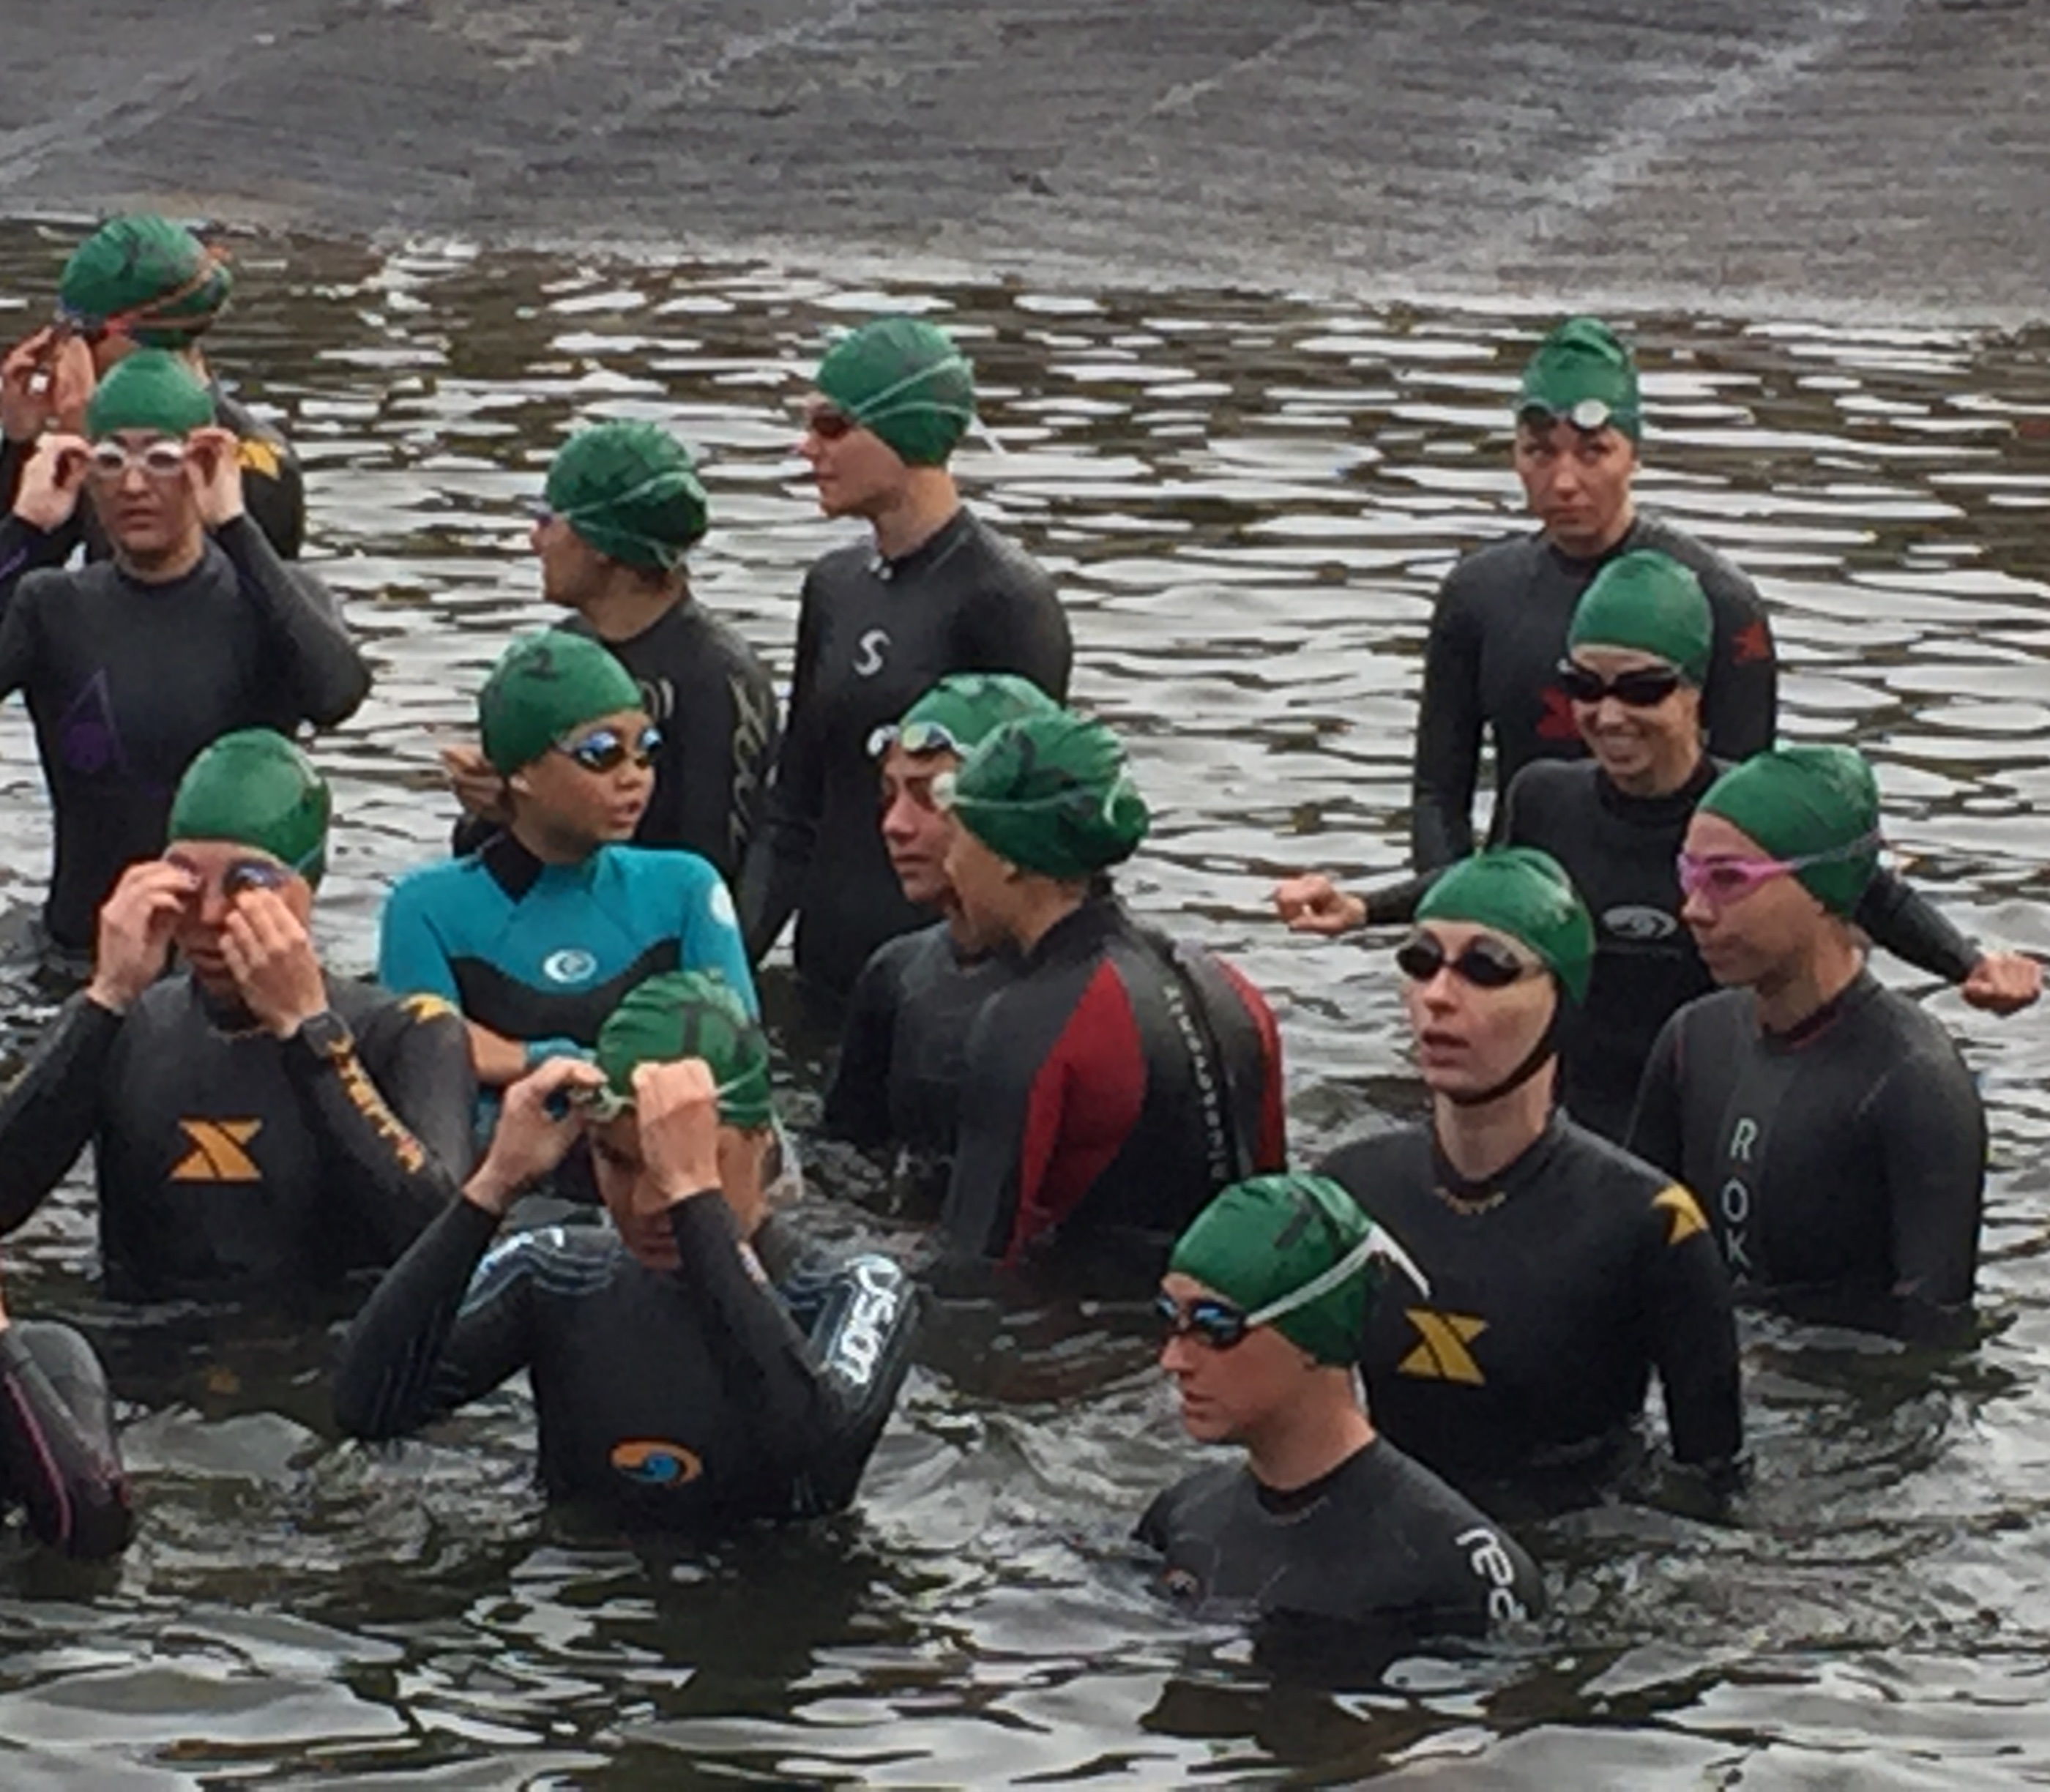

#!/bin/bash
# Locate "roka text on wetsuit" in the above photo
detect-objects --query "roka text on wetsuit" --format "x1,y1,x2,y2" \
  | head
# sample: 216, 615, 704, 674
1320, 1116, 1742, 1497
741, 509, 1071, 996
942, 897, 1285, 1265
0, 512, 366, 947
1627, 971, 1986, 1338
821, 922, 1015, 1173
1411, 511, 1776, 871
333, 1197, 918, 1531
1138, 1438, 1543, 1637
0, 977, 474, 1303
379, 835, 758, 1064
0, 1321, 132, 1558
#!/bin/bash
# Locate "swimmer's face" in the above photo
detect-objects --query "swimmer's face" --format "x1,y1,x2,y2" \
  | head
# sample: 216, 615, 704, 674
940, 825, 1023, 955
531, 509, 613, 609
507, 706, 655, 853
588, 1110, 772, 1268
1566, 645, 1702, 793
163, 840, 316, 997
91, 428, 203, 563
1401, 919, 1557, 1102
1157, 1271, 1313, 1446
879, 743, 959, 906
1514, 417, 1637, 558
797, 392, 909, 522
1678, 810, 1831, 990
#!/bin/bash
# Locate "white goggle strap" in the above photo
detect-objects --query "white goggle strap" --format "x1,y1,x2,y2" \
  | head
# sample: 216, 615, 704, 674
1242, 1222, 1432, 1332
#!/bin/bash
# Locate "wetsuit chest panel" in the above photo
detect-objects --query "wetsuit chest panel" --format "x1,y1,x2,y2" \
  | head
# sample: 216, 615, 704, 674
1136, 1444, 1543, 1633
1334, 1128, 1664, 1479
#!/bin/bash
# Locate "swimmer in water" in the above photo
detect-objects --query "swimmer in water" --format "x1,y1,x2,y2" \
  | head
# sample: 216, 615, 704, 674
335, 969, 920, 1531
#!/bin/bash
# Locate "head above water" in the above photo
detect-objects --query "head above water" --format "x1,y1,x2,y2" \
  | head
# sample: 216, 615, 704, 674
1566, 550, 1712, 686
813, 316, 976, 468
59, 215, 232, 353
1168, 1173, 1404, 1366
543, 421, 709, 572
477, 628, 645, 775
1695, 745, 1882, 917
1517, 316, 1641, 440
942, 708, 1149, 881
1416, 847, 1595, 1005
168, 729, 331, 886
84, 348, 214, 439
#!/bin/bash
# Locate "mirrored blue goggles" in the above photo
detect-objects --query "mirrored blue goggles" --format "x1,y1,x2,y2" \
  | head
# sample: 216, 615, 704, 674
554, 724, 663, 774
866, 717, 967, 760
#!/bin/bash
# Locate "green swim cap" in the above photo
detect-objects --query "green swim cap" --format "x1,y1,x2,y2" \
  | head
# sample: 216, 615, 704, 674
1566, 550, 1713, 685
478, 628, 644, 775
870, 671, 1061, 760
1518, 316, 1641, 440
595, 970, 774, 1130
544, 422, 709, 572
59, 216, 232, 348
1696, 746, 1882, 916
1171, 1173, 1414, 1366
85, 348, 215, 438
814, 317, 976, 467
944, 709, 1150, 879
167, 729, 330, 886
1417, 847, 1595, 1004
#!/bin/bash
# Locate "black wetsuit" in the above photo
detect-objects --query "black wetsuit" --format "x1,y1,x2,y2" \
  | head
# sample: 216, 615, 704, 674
1377, 757, 1984, 1141
0, 384, 307, 564
741, 509, 1070, 997
0, 515, 368, 948
942, 897, 1286, 1268
0, 977, 475, 1303
1137, 1438, 1543, 1636
1411, 512, 1777, 870
0, 1321, 131, 1559
822, 922, 1015, 1176
1319, 1116, 1742, 1498
334, 1195, 919, 1531
452, 600, 779, 889
1627, 970, 1986, 1339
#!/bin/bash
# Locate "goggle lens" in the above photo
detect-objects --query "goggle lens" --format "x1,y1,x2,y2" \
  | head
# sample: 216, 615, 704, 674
558, 725, 663, 774
1155, 1291, 1251, 1350
1395, 930, 1531, 990
1557, 660, 1683, 707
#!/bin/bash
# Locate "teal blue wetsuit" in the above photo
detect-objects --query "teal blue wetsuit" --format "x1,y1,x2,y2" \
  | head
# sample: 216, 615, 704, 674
378, 834, 758, 1067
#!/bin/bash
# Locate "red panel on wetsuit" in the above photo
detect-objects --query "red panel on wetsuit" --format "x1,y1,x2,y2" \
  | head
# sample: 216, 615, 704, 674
1008, 962, 1147, 1261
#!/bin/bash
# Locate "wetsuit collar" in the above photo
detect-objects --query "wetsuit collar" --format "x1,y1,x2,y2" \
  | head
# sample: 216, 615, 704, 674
1595, 753, 1716, 824
1760, 965, 1882, 1049
1428, 1112, 1565, 1212
480, 829, 597, 900
188, 968, 314, 1037
868, 507, 973, 581
1018, 890, 1122, 969
1542, 509, 1644, 575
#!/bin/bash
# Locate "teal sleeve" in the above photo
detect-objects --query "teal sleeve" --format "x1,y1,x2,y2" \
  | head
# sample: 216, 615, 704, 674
682, 865, 760, 1017
377, 879, 464, 1007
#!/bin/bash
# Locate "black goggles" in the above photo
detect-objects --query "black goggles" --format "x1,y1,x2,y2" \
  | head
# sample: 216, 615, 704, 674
1154, 1291, 1254, 1351
1555, 660, 1684, 708
1395, 929, 1534, 990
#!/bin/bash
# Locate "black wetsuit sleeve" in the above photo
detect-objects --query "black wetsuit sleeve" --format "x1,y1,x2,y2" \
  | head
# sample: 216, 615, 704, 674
0, 1322, 132, 1559
1409, 575, 1485, 870
940, 1012, 1030, 1259
821, 949, 898, 1146
332, 1197, 522, 1438
1875, 1058, 1986, 1330
739, 583, 823, 962
0, 997, 122, 1235
667, 1196, 902, 1481
281, 1017, 466, 1263
212, 515, 370, 728
0, 439, 82, 618
239, 442, 307, 562
1699, 583, 1776, 761
1855, 870, 1980, 985
1639, 1190, 1745, 1474
1624, 1011, 1688, 1181
353, 1001, 480, 1187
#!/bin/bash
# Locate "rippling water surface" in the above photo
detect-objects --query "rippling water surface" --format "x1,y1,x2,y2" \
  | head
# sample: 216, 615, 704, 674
1, 222, 2049, 1786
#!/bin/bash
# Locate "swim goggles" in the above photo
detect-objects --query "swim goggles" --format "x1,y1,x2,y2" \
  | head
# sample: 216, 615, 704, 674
865, 717, 966, 760
1155, 1225, 1432, 1351
553, 723, 662, 774
88, 438, 190, 479
1395, 929, 1537, 990
1518, 396, 1637, 433
1676, 832, 1881, 909
1554, 660, 1685, 708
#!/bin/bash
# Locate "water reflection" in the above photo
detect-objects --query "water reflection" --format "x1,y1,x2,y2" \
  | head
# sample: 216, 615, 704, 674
1, 220, 2049, 1782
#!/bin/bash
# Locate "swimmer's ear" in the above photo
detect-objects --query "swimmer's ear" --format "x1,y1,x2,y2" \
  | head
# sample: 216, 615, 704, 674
507, 771, 533, 796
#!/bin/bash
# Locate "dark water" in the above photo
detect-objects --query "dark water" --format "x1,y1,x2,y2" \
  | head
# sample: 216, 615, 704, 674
1, 221, 2049, 1785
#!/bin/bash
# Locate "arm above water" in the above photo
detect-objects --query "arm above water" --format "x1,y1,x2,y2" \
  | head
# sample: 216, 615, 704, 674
1409, 570, 1485, 872
0, 1319, 133, 1559
0, 996, 122, 1236
215, 514, 369, 727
